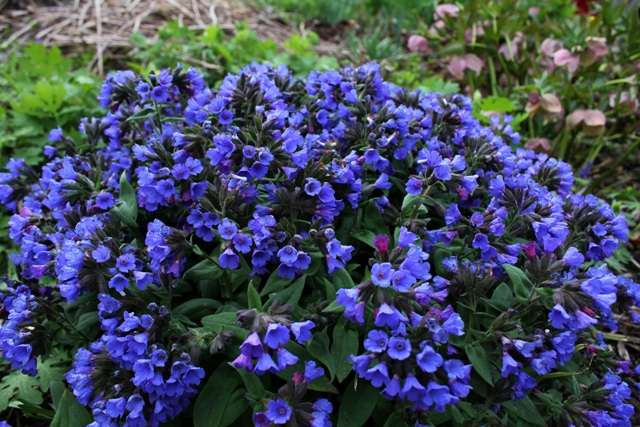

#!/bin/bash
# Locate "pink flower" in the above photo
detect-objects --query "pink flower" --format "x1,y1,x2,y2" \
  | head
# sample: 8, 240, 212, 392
407, 35, 430, 54
447, 54, 484, 80
434, 4, 460, 19
498, 32, 525, 60
582, 37, 608, 65
526, 93, 563, 116
540, 38, 563, 58
464, 24, 485, 44
553, 49, 579, 74
566, 109, 606, 136
373, 235, 390, 254
609, 91, 638, 111
525, 138, 552, 153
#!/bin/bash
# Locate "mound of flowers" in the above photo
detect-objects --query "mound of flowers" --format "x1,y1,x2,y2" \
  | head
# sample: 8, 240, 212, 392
0, 63, 638, 426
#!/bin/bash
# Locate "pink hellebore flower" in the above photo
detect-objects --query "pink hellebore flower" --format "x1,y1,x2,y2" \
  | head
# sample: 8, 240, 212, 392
582, 37, 608, 65
498, 32, 525, 61
447, 54, 484, 80
540, 38, 563, 58
434, 4, 460, 19
566, 109, 606, 136
525, 93, 563, 117
553, 49, 580, 74
407, 35, 430, 54
525, 138, 552, 153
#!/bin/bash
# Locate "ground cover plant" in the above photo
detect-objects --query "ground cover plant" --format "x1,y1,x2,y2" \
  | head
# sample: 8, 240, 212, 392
0, 61, 639, 426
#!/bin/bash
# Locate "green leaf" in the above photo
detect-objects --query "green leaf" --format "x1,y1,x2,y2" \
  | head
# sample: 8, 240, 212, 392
111, 172, 138, 227
174, 298, 221, 320
352, 230, 377, 248
193, 364, 248, 427
503, 264, 532, 300
337, 379, 379, 427
490, 282, 514, 310
235, 368, 265, 401
503, 397, 545, 426
185, 259, 223, 283
201, 312, 247, 338
0, 371, 43, 412
331, 268, 355, 289
267, 274, 306, 306
307, 328, 335, 379
478, 96, 517, 113
322, 300, 344, 314
465, 342, 495, 385
247, 281, 262, 310
36, 353, 67, 392
383, 412, 409, 427
260, 270, 292, 296
50, 387, 92, 427
332, 318, 358, 382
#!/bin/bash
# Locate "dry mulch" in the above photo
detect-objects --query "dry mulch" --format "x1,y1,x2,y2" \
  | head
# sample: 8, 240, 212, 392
0, 0, 341, 75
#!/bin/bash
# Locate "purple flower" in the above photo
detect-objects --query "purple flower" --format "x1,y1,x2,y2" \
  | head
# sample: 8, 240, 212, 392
116, 253, 136, 272
387, 337, 411, 360
264, 324, 290, 349
92, 245, 111, 263
218, 219, 238, 240
304, 178, 322, 196
416, 344, 443, 373
266, 398, 292, 424
304, 360, 324, 382
371, 262, 392, 287
563, 246, 585, 267
291, 320, 315, 344
364, 330, 388, 353
108, 274, 129, 293
95, 192, 115, 210
219, 248, 240, 269
374, 303, 407, 329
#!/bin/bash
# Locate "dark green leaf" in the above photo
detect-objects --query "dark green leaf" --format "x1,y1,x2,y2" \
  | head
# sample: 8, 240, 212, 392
307, 328, 335, 379
268, 274, 306, 306
111, 172, 138, 227
337, 380, 379, 427
260, 270, 292, 296
331, 268, 355, 289
247, 281, 262, 310
174, 298, 221, 320
503, 264, 531, 300
465, 342, 495, 385
50, 387, 92, 427
332, 318, 358, 382
201, 312, 247, 338
503, 397, 545, 426
193, 364, 248, 427
490, 282, 514, 310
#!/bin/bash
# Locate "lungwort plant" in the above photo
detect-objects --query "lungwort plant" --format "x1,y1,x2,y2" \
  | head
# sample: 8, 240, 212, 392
0, 63, 638, 426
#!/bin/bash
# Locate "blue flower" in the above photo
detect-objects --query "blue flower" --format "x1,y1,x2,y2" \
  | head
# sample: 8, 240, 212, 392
364, 330, 389, 353
387, 337, 411, 360
371, 262, 392, 287
291, 320, 315, 344
264, 324, 290, 349
265, 398, 292, 424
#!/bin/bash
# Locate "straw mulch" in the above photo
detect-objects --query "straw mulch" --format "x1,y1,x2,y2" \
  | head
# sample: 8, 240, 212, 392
0, 0, 321, 75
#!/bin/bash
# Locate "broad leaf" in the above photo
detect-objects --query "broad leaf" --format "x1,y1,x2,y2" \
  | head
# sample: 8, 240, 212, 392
337, 380, 379, 427
193, 364, 248, 427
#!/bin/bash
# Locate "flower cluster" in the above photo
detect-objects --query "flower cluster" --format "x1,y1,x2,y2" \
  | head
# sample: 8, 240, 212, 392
0, 283, 40, 375
339, 232, 470, 412
0, 61, 638, 425
66, 295, 204, 426
253, 361, 332, 427
232, 308, 315, 375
